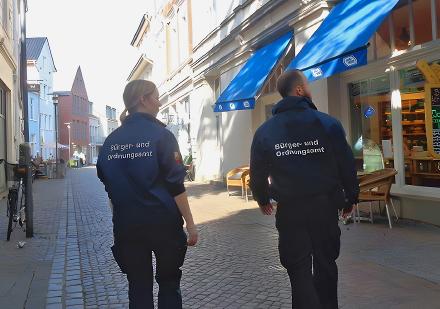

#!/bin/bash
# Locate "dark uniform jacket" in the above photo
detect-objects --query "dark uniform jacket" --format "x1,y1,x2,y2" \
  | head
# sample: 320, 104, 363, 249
97, 112, 187, 239
250, 96, 359, 209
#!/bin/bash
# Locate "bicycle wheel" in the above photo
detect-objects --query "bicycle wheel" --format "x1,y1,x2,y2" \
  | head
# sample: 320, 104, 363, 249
7, 191, 17, 241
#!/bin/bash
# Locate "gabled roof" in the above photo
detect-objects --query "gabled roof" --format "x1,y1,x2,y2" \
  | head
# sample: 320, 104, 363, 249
26, 37, 46, 60
26, 37, 57, 71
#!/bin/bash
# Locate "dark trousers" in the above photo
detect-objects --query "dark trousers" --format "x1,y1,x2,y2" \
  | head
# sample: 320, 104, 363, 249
276, 195, 341, 309
112, 226, 188, 309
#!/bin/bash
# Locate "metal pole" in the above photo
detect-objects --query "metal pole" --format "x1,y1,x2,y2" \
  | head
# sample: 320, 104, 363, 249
20, 0, 33, 238
55, 103, 58, 161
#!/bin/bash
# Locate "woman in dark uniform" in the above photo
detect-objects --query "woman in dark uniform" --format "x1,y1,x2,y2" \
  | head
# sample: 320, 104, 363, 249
97, 80, 198, 309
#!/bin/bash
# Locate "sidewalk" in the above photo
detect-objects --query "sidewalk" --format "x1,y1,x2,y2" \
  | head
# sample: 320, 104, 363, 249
0, 167, 439, 308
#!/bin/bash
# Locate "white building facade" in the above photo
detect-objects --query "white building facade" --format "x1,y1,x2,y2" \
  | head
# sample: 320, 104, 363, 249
27, 37, 57, 159
128, 0, 440, 225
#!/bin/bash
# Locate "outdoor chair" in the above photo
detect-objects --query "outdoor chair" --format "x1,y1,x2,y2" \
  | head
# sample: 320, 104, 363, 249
242, 170, 252, 202
356, 168, 398, 229
226, 166, 249, 198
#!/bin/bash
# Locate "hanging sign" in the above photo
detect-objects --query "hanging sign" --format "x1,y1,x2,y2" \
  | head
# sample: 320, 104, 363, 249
425, 86, 440, 156
416, 59, 440, 157
27, 83, 40, 92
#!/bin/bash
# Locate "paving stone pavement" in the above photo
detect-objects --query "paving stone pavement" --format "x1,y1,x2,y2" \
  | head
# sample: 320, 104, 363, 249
1, 166, 440, 308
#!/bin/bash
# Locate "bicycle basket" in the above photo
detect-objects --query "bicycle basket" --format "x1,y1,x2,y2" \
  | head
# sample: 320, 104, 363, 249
4, 162, 27, 182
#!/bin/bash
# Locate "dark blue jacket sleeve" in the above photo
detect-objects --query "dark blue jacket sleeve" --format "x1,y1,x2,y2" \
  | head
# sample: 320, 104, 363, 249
249, 130, 271, 207
157, 131, 187, 197
329, 122, 360, 206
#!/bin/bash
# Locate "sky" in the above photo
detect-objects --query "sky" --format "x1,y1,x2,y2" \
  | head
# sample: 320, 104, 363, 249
26, 0, 155, 113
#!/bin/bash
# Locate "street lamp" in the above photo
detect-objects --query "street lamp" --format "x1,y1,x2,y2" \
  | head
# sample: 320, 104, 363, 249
64, 122, 71, 161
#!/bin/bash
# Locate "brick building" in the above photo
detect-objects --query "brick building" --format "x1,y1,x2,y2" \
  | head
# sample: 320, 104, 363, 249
55, 67, 90, 163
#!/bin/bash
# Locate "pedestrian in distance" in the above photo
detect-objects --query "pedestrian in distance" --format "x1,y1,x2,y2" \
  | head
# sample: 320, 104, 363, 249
97, 80, 198, 309
249, 69, 359, 309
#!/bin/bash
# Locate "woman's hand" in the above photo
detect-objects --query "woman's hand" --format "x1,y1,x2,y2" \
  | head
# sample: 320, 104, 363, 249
187, 226, 198, 246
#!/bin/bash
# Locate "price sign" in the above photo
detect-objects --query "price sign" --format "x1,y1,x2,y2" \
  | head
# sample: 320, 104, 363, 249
425, 85, 440, 157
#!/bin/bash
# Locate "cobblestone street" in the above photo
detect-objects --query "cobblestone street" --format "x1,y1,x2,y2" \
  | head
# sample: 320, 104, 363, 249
1, 166, 440, 308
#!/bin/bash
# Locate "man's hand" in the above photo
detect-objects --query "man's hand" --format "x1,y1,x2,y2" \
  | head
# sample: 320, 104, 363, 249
187, 226, 198, 246
341, 204, 355, 218
259, 202, 274, 215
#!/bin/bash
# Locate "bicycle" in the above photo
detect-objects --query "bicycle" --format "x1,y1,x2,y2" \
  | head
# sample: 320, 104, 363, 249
1, 159, 27, 241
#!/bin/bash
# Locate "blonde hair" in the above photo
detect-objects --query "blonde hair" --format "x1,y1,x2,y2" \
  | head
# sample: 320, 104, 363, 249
121, 80, 157, 123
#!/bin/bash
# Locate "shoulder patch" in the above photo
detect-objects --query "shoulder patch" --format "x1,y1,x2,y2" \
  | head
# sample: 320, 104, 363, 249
174, 152, 182, 165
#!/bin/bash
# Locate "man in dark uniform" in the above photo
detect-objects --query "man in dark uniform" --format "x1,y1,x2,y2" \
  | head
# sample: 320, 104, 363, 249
250, 69, 359, 309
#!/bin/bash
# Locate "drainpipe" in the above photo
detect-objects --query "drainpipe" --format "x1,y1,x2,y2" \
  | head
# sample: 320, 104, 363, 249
20, 0, 33, 238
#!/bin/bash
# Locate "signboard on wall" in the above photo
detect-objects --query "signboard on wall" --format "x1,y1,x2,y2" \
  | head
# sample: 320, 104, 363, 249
350, 80, 369, 98
425, 84, 440, 157
401, 60, 440, 88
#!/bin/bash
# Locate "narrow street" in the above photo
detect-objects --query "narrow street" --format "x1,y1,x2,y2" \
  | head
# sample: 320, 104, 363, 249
1, 167, 440, 308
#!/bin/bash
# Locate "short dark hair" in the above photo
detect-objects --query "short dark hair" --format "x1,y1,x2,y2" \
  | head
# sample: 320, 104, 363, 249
276, 69, 304, 98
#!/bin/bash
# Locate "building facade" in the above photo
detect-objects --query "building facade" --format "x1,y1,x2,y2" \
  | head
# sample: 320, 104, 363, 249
55, 67, 90, 163
26, 37, 57, 159
88, 102, 120, 164
0, 0, 23, 196
128, 0, 440, 225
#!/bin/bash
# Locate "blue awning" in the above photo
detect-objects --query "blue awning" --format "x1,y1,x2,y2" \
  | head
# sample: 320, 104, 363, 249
214, 30, 294, 112
285, 0, 399, 82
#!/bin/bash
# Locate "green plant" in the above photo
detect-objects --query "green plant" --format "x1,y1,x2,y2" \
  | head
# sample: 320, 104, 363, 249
19, 143, 26, 159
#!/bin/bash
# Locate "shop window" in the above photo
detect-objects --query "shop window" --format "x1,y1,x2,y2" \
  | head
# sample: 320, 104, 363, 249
413, 0, 433, 45
399, 60, 440, 187
394, 2, 411, 51
349, 75, 391, 173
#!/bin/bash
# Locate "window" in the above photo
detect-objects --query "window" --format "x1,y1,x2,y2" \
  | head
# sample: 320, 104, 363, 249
265, 103, 275, 120
398, 60, 440, 188
348, 75, 391, 173
2, 0, 9, 36
89, 102, 93, 115
413, 0, 433, 46
261, 44, 295, 95
394, 2, 411, 51
48, 115, 51, 130
30, 99, 34, 120
72, 96, 75, 114
368, 0, 438, 61
77, 120, 80, 140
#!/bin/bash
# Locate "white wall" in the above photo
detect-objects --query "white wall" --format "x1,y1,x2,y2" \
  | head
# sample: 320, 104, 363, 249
219, 62, 253, 176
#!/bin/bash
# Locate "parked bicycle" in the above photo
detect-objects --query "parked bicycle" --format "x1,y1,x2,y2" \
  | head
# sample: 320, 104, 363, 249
0, 159, 27, 241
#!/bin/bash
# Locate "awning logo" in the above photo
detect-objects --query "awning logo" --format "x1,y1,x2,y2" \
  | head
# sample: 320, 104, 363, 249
312, 68, 323, 78
243, 101, 250, 108
343, 55, 357, 67
230, 103, 236, 110
219, 105, 222, 110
